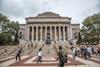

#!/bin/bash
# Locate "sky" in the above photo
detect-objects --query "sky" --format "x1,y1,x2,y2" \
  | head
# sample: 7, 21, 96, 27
0, 0, 100, 25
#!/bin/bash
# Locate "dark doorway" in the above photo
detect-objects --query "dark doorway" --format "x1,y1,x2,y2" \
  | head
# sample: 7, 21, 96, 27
46, 33, 51, 45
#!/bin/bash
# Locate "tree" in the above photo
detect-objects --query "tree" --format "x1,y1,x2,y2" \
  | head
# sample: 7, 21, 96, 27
74, 32, 82, 45
81, 12, 100, 45
14, 21, 19, 43
0, 13, 19, 45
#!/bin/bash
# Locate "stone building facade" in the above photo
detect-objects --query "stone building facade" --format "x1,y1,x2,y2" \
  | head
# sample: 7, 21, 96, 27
19, 12, 80, 44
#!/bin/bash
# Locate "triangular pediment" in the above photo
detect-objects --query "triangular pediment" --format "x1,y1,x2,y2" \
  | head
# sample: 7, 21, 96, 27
37, 12, 61, 17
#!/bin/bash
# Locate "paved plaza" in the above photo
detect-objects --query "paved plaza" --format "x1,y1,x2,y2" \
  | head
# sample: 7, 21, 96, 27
0, 40, 100, 67
0, 54, 100, 67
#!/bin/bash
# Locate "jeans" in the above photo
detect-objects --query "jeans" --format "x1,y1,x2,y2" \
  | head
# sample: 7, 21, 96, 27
16, 54, 21, 61
58, 61, 64, 67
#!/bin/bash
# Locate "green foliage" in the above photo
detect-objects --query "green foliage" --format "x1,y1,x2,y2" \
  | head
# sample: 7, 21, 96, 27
0, 13, 19, 45
80, 12, 100, 45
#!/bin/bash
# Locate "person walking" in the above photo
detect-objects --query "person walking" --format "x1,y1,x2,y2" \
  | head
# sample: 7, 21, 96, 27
80, 46, 84, 57
72, 47, 77, 60
16, 46, 22, 61
87, 46, 92, 59
96, 47, 100, 56
77, 46, 80, 57
37, 48, 42, 64
83, 46, 88, 60
57, 46, 67, 67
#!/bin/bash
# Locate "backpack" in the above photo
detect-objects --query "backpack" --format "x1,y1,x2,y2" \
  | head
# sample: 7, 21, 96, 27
59, 50, 68, 63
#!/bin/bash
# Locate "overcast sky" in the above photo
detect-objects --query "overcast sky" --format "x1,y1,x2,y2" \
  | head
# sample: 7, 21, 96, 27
0, 0, 100, 25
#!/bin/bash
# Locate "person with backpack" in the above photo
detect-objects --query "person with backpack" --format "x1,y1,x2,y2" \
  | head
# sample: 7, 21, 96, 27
57, 46, 67, 67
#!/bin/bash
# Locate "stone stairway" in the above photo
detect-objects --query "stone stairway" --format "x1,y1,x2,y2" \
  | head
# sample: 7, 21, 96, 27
0, 40, 72, 59
42, 45, 57, 57
0, 40, 100, 67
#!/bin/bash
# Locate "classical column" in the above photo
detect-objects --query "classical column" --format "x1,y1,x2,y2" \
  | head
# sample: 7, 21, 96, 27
32, 26, 34, 41
59, 26, 61, 41
70, 25, 73, 40
50, 26, 52, 41
55, 26, 57, 41
27, 25, 29, 41
41, 26, 42, 41
67, 26, 69, 40
63, 26, 65, 41
45, 26, 47, 41
36, 26, 38, 42
68, 25, 72, 40
25, 26, 27, 40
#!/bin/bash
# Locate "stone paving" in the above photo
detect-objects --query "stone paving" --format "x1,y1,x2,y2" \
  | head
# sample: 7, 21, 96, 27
0, 40, 100, 67
0, 54, 100, 67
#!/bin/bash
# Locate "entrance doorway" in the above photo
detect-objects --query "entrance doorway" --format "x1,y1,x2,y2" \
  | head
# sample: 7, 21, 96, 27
46, 33, 51, 45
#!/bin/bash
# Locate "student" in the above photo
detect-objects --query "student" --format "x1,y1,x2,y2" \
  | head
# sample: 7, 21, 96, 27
77, 46, 80, 57
91, 46, 94, 54
57, 46, 67, 67
96, 47, 100, 56
16, 47, 22, 61
37, 48, 42, 63
72, 47, 77, 59
80, 46, 84, 57
87, 46, 92, 59
83, 46, 88, 60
